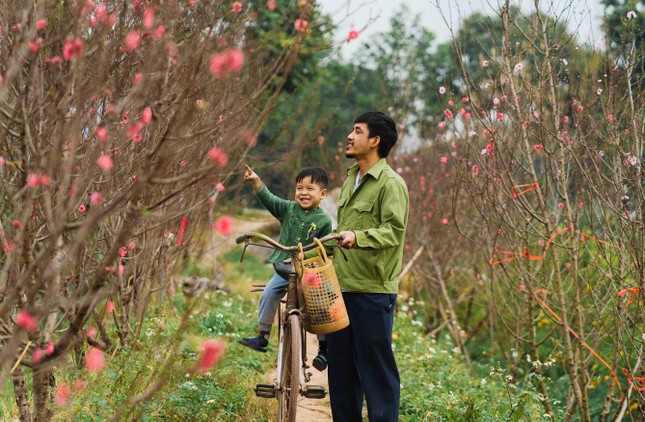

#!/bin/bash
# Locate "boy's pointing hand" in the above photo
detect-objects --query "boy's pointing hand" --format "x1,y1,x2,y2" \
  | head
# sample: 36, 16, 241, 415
244, 164, 262, 191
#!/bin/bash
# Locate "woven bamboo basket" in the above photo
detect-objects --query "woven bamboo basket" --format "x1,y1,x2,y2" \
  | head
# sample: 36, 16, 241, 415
296, 238, 349, 334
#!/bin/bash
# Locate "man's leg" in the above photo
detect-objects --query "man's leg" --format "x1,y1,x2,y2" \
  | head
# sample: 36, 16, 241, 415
351, 293, 399, 422
327, 293, 363, 421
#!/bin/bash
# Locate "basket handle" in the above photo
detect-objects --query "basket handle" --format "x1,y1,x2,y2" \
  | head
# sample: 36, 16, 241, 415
313, 238, 329, 264
296, 242, 305, 275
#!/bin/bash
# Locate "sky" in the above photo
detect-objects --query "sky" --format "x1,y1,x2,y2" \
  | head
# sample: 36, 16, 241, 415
320, 0, 609, 57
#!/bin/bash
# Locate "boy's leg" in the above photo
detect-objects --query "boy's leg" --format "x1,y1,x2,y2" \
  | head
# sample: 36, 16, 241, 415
239, 273, 288, 352
312, 334, 328, 371
257, 273, 289, 332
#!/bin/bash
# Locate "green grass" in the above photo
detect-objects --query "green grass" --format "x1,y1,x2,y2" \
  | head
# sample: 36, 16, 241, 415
395, 298, 552, 421
2, 248, 554, 421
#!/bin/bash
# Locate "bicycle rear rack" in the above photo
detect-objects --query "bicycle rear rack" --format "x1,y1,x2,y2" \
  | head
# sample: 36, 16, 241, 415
254, 383, 277, 398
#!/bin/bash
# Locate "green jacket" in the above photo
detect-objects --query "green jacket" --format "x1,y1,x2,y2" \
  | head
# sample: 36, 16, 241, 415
255, 185, 332, 264
335, 158, 409, 293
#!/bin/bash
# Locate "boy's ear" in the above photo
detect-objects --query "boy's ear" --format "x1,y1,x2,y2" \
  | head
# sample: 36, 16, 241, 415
321, 188, 328, 198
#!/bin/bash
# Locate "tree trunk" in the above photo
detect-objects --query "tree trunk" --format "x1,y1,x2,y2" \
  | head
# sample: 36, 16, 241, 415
32, 367, 53, 422
12, 367, 31, 422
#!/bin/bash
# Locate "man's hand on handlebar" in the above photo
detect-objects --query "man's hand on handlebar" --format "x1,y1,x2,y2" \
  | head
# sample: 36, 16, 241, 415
337, 231, 356, 249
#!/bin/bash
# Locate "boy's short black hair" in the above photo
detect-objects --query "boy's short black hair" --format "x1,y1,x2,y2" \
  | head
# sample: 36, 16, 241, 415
296, 167, 328, 188
354, 111, 398, 158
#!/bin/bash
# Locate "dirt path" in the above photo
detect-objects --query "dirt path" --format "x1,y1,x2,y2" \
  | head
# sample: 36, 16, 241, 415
209, 213, 333, 421
296, 334, 332, 421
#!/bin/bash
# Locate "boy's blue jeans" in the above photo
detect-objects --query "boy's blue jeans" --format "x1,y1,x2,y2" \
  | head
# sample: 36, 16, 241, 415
257, 272, 326, 343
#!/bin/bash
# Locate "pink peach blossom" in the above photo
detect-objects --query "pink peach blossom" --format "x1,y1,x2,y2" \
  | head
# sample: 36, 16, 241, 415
90, 192, 103, 205
214, 215, 234, 236
141, 107, 152, 125
125, 31, 140, 51
231, 1, 243, 12
28, 173, 41, 188
32, 347, 44, 363
142, 8, 155, 29
97, 155, 113, 171
154, 25, 166, 39
85, 347, 105, 372
294, 19, 308, 32
208, 148, 229, 167
209, 49, 244, 79
267, 0, 276, 10
96, 127, 108, 141
55, 383, 69, 406
16, 310, 39, 332
62, 38, 83, 60
197, 340, 226, 372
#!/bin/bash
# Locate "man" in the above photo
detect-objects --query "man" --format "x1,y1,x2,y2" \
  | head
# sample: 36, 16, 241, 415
330, 111, 409, 421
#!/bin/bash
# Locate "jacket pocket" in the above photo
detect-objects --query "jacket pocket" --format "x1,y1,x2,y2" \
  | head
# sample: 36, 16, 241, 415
349, 199, 376, 229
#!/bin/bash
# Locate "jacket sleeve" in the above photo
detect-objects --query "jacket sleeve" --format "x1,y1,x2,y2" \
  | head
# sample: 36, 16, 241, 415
255, 184, 292, 220
354, 177, 409, 249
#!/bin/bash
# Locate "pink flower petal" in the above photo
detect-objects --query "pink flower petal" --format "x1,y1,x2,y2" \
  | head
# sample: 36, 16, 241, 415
197, 340, 226, 372
16, 310, 39, 332
85, 347, 106, 372
55, 383, 69, 406
97, 155, 113, 171
214, 215, 234, 236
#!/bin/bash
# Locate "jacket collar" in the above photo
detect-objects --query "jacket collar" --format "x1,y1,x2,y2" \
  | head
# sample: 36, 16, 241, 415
346, 158, 388, 180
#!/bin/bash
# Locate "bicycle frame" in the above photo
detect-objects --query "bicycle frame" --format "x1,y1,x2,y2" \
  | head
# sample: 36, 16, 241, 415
238, 232, 342, 422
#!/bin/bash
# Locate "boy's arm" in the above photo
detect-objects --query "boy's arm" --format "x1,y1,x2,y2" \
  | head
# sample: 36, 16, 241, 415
255, 185, 292, 219
244, 164, 291, 219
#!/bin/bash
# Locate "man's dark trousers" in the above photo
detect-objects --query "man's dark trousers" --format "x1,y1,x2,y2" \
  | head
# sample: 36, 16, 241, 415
327, 292, 399, 421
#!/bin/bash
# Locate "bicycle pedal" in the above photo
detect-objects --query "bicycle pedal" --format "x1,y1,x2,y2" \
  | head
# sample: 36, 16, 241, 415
302, 384, 327, 399
254, 383, 277, 398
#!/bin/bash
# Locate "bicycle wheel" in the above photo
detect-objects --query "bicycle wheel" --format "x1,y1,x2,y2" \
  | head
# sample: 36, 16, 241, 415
277, 314, 301, 422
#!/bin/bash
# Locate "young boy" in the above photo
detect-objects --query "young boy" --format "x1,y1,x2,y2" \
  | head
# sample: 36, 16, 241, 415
239, 164, 333, 371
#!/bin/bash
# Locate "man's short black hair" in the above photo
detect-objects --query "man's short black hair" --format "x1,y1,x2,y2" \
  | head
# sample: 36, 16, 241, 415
296, 167, 328, 188
354, 111, 398, 158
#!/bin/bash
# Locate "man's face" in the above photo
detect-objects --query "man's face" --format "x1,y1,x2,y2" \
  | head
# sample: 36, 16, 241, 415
346, 122, 377, 159
295, 176, 327, 210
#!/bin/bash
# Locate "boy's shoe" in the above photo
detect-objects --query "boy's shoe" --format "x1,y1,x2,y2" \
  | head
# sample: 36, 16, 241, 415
239, 335, 268, 353
312, 349, 328, 371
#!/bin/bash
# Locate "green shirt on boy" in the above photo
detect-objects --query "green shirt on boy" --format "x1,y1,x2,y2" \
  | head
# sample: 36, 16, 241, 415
256, 184, 333, 264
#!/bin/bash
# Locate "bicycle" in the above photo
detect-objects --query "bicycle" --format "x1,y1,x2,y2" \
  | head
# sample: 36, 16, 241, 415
236, 232, 345, 422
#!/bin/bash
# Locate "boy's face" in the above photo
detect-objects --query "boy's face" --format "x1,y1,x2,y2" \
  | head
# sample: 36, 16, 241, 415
295, 176, 327, 210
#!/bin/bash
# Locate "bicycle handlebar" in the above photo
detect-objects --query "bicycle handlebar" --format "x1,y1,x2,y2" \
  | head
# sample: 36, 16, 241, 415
235, 232, 344, 254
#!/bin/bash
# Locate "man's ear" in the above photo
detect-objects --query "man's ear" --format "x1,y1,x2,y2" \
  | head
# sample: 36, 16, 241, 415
370, 135, 381, 150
